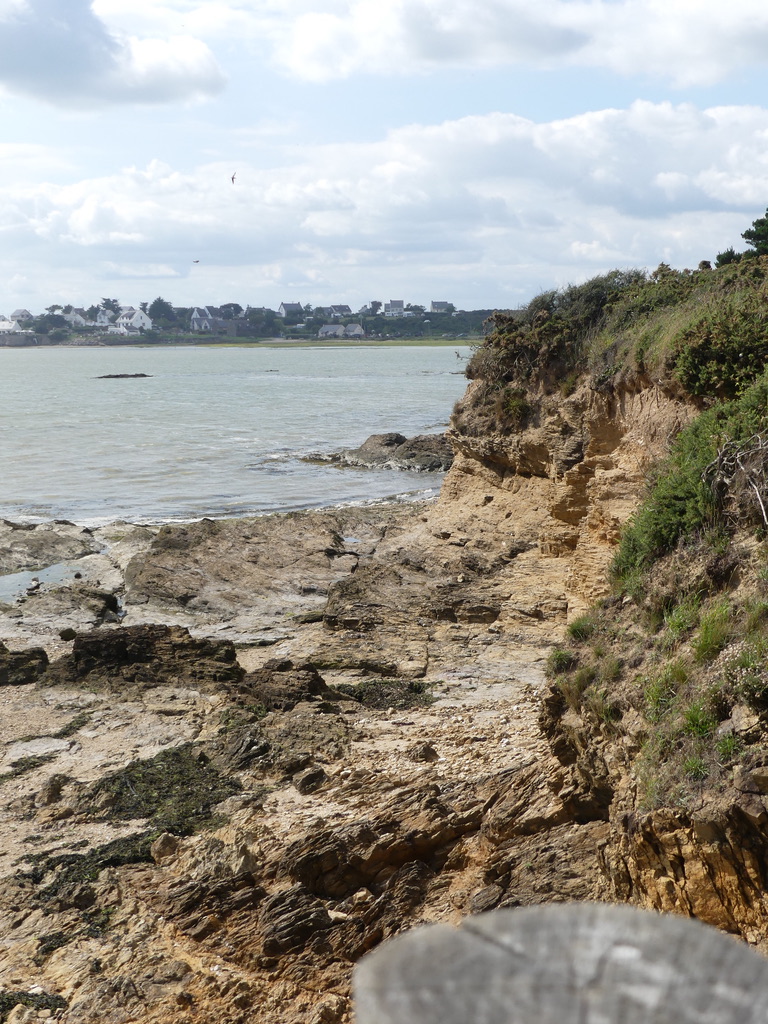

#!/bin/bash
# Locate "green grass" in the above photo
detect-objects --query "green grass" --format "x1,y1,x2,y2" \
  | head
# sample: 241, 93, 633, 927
644, 660, 688, 722
546, 648, 578, 675
693, 601, 733, 663
664, 593, 701, 641
612, 369, 768, 587
682, 700, 717, 737
567, 615, 598, 642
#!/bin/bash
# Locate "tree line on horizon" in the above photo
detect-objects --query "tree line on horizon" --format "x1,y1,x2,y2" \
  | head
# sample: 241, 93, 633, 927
24, 296, 497, 343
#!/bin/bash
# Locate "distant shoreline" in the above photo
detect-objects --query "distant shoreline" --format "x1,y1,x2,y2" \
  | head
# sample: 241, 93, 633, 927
0, 336, 472, 350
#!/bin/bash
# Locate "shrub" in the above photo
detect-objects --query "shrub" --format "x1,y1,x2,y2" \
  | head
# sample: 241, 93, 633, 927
613, 369, 768, 587
495, 386, 531, 429
672, 294, 768, 399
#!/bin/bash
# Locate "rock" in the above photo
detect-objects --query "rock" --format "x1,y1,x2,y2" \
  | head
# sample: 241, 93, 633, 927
0, 641, 48, 686
406, 742, 438, 763
238, 659, 334, 711
469, 884, 503, 914
332, 432, 454, 472
294, 766, 327, 794
35, 774, 68, 807
41, 623, 243, 694
151, 833, 181, 864
258, 885, 334, 954
0, 519, 99, 574
6, 1007, 38, 1024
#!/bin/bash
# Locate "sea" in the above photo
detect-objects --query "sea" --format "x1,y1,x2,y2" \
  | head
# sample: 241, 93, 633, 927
0, 343, 472, 526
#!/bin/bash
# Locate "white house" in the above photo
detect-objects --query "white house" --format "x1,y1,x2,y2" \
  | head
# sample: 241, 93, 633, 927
430, 301, 452, 313
329, 304, 352, 318
0, 317, 20, 333
318, 324, 345, 338
344, 323, 365, 337
278, 302, 303, 318
10, 309, 33, 321
115, 309, 152, 331
62, 309, 90, 327
384, 300, 405, 317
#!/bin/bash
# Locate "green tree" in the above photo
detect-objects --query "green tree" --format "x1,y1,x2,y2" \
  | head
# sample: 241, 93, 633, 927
219, 302, 243, 319
742, 208, 768, 255
715, 247, 742, 267
148, 297, 175, 323
100, 298, 121, 314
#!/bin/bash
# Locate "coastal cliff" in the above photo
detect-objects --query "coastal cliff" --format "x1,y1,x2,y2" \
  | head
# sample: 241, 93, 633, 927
1, 261, 768, 1023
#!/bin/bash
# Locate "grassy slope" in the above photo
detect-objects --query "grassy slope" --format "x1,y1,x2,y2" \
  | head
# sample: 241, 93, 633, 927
464, 257, 768, 809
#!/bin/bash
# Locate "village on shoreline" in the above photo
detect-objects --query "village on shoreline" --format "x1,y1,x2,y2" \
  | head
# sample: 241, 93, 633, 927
0, 297, 502, 347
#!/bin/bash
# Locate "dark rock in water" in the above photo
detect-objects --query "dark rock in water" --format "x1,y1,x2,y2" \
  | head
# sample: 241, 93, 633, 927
96, 373, 152, 379
354, 432, 407, 455
0, 640, 48, 686
394, 433, 454, 471
42, 623, 243, 694
326, 432, 454, 472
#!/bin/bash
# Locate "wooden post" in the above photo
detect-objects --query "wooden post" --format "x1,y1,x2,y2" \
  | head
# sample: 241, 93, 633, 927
354, 902, 768, 1024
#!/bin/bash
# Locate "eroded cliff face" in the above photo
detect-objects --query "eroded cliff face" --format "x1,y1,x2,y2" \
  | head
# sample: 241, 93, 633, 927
0, 377, 723, 1024
446, 378, 696, 614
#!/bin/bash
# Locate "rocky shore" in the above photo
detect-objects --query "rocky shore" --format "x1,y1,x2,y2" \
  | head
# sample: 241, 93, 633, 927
0, 370, 738, 1024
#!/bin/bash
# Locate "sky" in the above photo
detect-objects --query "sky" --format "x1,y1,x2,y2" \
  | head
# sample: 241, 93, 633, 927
2, 1, 768, 315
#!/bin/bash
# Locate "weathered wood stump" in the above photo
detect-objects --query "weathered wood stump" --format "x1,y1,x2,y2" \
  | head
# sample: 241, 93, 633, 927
354, 902, 768, 1024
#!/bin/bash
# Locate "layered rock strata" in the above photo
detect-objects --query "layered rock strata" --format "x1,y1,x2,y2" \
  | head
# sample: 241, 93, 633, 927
0, 378, 705, 1023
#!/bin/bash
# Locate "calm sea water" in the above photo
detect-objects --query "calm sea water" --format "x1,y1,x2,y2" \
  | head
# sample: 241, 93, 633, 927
0, 344, 471, 525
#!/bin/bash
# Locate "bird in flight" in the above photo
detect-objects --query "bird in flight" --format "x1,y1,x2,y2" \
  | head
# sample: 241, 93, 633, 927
193, 260, 200, 263
231, 172, 236, 184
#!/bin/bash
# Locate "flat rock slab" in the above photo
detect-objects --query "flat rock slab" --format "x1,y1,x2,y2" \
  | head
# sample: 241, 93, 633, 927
354, 902, 768, 1024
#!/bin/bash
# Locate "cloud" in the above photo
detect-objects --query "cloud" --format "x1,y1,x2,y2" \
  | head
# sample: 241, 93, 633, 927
265, 0, 768, 86
0, 0, 225, 106
1, 101, 766, 311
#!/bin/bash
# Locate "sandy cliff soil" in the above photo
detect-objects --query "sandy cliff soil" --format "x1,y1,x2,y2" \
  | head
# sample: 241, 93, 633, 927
0, 379, 699, 1023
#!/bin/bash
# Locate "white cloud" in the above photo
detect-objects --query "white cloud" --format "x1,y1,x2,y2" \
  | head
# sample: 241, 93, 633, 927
0, 0, 225, 106
256, 0, 768, 86
1, 101, 766, 311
